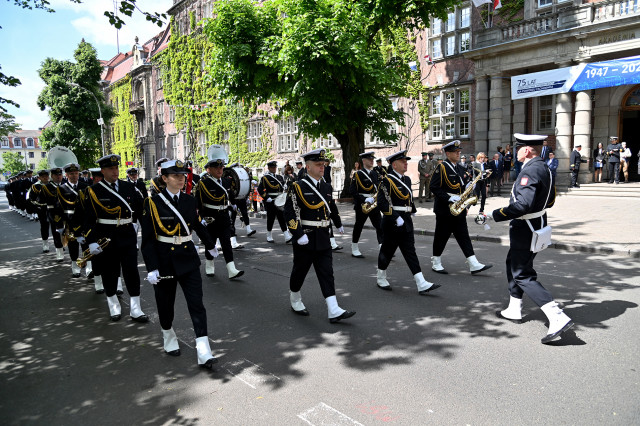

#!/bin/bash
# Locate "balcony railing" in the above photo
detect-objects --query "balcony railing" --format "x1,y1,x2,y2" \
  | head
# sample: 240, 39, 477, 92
129, 99, 144, 113
474, 0, 640, 49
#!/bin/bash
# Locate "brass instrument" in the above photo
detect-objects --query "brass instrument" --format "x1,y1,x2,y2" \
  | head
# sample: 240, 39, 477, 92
361, 189, 379, 214
449, 168, 492, 216
76, 238, 110, 268
61, 227, 76, 247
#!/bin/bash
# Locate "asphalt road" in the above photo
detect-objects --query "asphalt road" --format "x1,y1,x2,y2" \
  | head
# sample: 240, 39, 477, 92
1, 194, 639, 425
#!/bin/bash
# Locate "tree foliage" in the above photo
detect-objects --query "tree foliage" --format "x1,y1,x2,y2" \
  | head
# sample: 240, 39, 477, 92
203, 0, 456, 195
0, 151, 27, 175
37, 40, 113, 168
0, 111, 20, 137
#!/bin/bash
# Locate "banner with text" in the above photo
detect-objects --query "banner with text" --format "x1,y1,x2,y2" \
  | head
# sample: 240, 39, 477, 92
511, 55, 640, 100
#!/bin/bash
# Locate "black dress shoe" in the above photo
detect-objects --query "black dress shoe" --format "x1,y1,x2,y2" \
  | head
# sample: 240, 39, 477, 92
165, 349, 181, 357
72, 273, 81, 278
377, 283, 392, 291
87, 271, 94, 279
432, 268, 448, 275
247, 230, 256, 237
329, 311, 356, 323
332, 245, 344, 251
285, 238, 293, 244
200, 357, 218, 369
541, 320, 574, 344
110, 314, 121, 322
42, 249, 50, 253
116, 290, 124, 296
267, 239, 275, 244
95, 289, 105, 294
291, 307, 310, 316
418, 284, 441, 295
352, 253, 365, 258
131, 314, 149, 323
471, 264, 493, 275
495, 311, 522, 324
229, 270, 244, 280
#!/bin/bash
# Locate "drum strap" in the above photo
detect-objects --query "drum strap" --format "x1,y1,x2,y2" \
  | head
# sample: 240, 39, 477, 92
206, 176, 229, 201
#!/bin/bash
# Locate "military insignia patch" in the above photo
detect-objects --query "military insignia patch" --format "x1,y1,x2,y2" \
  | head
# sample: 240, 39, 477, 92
520, 177, 529, 185
288, 219, 298, 230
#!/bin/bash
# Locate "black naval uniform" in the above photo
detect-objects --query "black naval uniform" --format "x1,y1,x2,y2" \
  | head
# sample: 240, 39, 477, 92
296, 167, 307, 181
57, 181, 89, 263
5, 180, 14, 209
284, 175, 342, 298
29, 181, 50, 241
258, 172, 287, 234
373, 164, 387, 180
128, 177, 148, 199
141, 189, 215, 337
349, 168, 383, 245
430, 159, 475, 258
150, 176, 166, 196
569, 149, 587, 188
230, 194, 251, 238
40, 181, 64, 249
194, 173, 235, 264
377, 170, 420, 274
83, 180, 143, 297
606, 142, 622, 184
491, 156, 556, 307
22, 176, 36, 217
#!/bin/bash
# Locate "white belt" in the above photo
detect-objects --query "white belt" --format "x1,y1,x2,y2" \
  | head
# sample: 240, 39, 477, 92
359, 193, 375, 197
47, 205, 55, 209
64, 210, 75, 215
97, 218, 133, 225
268, 192, 283, 196
157, 235, 193, 244
518, 210, 546, 220
202, 203, 227, 210
392, 206, 412, 212
301, 220, 331, 227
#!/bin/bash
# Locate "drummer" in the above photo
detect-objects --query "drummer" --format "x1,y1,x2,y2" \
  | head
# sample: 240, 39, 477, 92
227, 162, 256, 248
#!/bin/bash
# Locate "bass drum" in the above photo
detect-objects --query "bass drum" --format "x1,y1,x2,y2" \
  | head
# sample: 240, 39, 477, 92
224, 166, 250, 199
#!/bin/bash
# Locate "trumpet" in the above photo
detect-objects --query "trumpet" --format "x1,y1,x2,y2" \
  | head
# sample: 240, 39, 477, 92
76, 237, 110, 268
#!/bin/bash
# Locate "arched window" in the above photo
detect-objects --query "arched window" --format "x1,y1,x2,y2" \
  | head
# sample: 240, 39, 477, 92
13, 137, 22, 148
135, 82, 144, 101
26, 138, 34, 148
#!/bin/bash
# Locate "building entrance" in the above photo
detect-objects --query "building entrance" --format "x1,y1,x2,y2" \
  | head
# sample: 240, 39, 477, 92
620, 86, 640, 182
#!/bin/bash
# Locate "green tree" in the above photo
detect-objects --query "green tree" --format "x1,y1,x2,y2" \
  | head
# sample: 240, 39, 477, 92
0, 111, 20, 137
36, 157, 48, 171
203, 0, 456, 195
0, 151, 27, 175
37, 40, 113, 168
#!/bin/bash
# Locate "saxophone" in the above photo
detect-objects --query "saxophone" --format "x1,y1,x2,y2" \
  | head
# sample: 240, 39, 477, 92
361, 186, 379, 214
449, 168, 492, 216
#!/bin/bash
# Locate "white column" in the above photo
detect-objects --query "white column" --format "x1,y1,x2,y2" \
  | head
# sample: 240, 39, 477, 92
474, 76, 489, 154
573, 90, 592, 184
555, 92, 573, 187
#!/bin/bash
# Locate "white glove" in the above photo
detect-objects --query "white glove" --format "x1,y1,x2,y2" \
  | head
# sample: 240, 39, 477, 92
56, 228, 64, 234
365, 197, 375, 204
485, 211, 494, 220
88, 242, 102, 255
448, 195, 461, 203
146, 270, 160, 285
76, 236, 86, 244
396, 216, 404, 227
337, 226, 344, 234
194, 244, 200, 253
201, 219, 207, 226
232, 204, 238, 211
208, 247, 219, 258
266, 197, 273, 203
297, 234, 309, 245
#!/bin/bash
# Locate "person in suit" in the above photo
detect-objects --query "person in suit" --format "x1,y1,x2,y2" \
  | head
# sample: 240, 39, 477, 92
83, 154, 148, 323
349, 151, 383, 258
487, 133, 573, 344
283, 148, 355, 323
547, 151, 559, 177
472, 152, 491, 214
258, 160, 292, 243
592, 142, 605, 182
430, 140, 492, 275
539, 140, 550, 161
606, 136, 622, 184
141, 159, 218, 369
569, 145, 587, 188
488, 153, 504, 196
375, 150, 440, 294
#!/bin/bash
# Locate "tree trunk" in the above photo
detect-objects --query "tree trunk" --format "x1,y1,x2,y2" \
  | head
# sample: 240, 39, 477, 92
335, 126, 365, 198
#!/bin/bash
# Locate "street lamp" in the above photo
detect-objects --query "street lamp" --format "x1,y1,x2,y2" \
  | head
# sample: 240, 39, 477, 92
67, 82, 105, 156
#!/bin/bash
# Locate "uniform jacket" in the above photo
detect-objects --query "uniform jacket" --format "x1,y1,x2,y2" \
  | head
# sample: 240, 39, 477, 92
606, 143, 622, 163
194, 174, 234, 219
547, 158, 559, 177
150, 176, 166, 196
570, 150, 587, 171
28, 181, 47, 212
491, 157, 556, 251
349, 168, 379, 210
257, 172, 285, 200
418, 159, 429, 180
539, 145, 551, 161
40, 181, 65, 228
373, 165, 387, 179
284, 175, 342, 251
57, 181, 89, 234
488, 159, 504, 179
430, 160, 469, 217
83, 180, 143, 246
140, 190, 214, 277
127, 177, 148, 199
323, 165, 332, 185
377, 170, 417, 232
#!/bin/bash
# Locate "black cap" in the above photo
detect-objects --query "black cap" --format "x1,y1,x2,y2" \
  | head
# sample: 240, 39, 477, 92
25, 169, 33, 174
295, 160, 303, 165
267, 160, 278, 167
359, 151, 375, 160
97, 154, 121, 168
88, 167, 103, 178
156, 157, 169, 167
442, 140, 462, 152
160, 160, 189, 175
81, 170, 89, 174
63, 162, 81, 173
513, 133, 547, 150
37, 169, 49, 176
126, 167, 139, 175
301, 149, 327, 162
428, 153, 434, 157
386, 149, 411, 163
421, 152, 428, 156
205, 158, 226, 168
50, 167, 63, 175
376, 158, 382, 163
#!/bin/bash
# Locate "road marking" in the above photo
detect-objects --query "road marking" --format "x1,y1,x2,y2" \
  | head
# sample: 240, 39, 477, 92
223, 358, 281, 389
298, 402, 364, 426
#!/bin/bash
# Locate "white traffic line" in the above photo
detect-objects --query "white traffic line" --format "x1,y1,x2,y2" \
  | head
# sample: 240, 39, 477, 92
223, 358, 281, 389
298, 402, 364, 426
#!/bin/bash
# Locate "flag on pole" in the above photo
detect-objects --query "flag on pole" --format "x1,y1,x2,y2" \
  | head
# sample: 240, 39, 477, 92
472, 0, 492, 6
494, 0, 502, 9
424, 54, 432, 64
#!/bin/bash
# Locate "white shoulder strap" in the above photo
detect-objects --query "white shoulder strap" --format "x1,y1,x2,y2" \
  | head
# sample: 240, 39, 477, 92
158, 193, 191, 236
99, 181, 133, 213
64, 183, 78, 196
302, 179, 332, 214
388, 173, 413, 202
525, 169, 553, 232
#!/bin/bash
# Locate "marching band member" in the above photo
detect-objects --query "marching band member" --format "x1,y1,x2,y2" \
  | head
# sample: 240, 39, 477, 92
375, 150, 439, 294
487, 134, 573, 344
57, 162, 88, 278
349, 151, 383, 258
150, 157, 169, 196
430, 140, 492, 275
194, 155, 244, 280
81, 168, 104, 293
40, 167, 65, 262
258, 160, 292, 244
283, 148, 355, 323
126, 167, 148, 199
373, 158, 387, 179
29, 170, 51, 253
23, 170, 37, 220
83, 154, 148, 322
228, 162, 256, 248
140, 160, 218, 369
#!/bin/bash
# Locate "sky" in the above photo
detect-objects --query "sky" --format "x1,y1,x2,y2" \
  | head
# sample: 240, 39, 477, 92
0, 0, 174, 130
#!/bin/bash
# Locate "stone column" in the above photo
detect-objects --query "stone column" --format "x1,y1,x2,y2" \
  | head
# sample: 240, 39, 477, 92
488, 75, 505, 153
512, 99, 526, 135
555, 92, 573, 188
474, 76, 489, 154
501, 78, 512, 150
573, 90, 592, 184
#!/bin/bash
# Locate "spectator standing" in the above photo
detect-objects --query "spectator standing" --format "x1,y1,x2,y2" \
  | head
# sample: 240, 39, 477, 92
606, 136, 622, 184
540, 139, 551, 161
593, 142, 605, 183
472, 153, 490, 213
503, 145, 513, 184
547, 151, 559, 177
620, 142, 632, 183
488, 153, 503, 196
417, 152, 430, 203
569, 144, 587, 188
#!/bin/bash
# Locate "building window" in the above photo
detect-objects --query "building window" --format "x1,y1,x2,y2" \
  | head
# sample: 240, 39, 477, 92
28, 152, 34, 158
460, 7, 470, 28
431, 39, 442, 59
156, 72, 163, 90
537, 95, 554, 131
318, 134, 340, 148
247, 121, 263, 153
459, 89, 470, 112
157, 101, 164, 125
29, 163, 35, 170
444, 117, 455, 138
432, 18, 442, 36
445, 92, 455, 113
431, 119, 441, 139
169, 106, 176, 123
198, 133, 208, 157
41, 152, 46, 158
26, 138, 34, 148
203, 0, 214, 18
169, 135, 178, 159
432, 94, 441, 115
1, 137, 8, 148
538, 0, 552, 7
446, 35, 455, 56
460, 32, 470, 52
459, 116, 470, 137
13, 138, 21, 148
446, 12, 455, 32
277, 117, 298, 152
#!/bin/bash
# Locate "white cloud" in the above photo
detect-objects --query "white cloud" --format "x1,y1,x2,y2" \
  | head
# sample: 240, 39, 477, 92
0, 74, 48, 129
